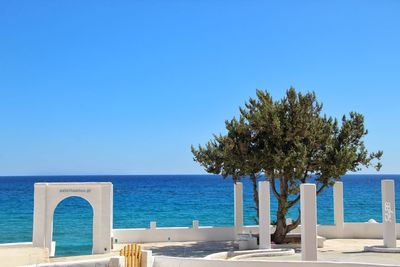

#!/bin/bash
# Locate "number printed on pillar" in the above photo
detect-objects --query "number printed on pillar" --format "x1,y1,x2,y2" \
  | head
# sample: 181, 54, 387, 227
384, 201, 394, 223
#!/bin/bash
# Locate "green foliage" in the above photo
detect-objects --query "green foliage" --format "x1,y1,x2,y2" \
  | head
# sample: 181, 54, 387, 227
191, 87, 382, 242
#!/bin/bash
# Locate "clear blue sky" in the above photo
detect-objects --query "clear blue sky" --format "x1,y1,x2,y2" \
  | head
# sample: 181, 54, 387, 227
0, 1, 399, 175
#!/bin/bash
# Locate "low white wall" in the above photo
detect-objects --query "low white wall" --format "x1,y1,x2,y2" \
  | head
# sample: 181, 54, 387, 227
113, 223, 400, 244
0, 242, 33, 247
22, 252, 151, 267
153, 257, 400, 267
114, 226, 237, 243
23, 258, 110, 267
317, 223, 400, 239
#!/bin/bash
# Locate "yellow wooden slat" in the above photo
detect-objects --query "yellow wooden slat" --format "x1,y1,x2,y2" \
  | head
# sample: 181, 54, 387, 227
132, 244, 135, 267
137, 245, 142, 267
131, 244, 135, 267
134, 244, 138, 267
120, 243, 142, 267
125, 245, 129, 267
124, 246, 128, 267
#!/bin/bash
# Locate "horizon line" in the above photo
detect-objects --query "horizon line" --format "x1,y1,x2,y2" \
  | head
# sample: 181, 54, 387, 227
0, 173, 398, 178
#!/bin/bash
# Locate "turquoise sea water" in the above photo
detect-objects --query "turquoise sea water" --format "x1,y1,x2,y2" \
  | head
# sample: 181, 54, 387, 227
0, 175, 399, 256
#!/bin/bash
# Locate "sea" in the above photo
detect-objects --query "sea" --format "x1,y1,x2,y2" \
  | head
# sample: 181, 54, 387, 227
0, 174, 399, 256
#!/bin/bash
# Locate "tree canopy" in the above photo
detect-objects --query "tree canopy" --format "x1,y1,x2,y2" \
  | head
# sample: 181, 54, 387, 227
192, 88, 382, 243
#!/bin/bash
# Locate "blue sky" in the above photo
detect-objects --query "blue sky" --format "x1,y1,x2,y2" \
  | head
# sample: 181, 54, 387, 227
0, 1, 399, 175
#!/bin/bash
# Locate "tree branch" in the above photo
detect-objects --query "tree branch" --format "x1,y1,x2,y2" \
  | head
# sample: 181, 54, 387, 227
301, 165, 309, 183
287, 181, 328, 209
250, 173, 260, 223
287, 195, 300, 209
287, 208, 301, 232
270, 176, 281, 199
316, 184, 327, 195
287, 172, 308, 209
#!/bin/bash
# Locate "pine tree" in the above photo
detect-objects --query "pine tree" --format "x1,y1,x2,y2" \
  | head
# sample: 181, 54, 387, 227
191, 87, 382, 243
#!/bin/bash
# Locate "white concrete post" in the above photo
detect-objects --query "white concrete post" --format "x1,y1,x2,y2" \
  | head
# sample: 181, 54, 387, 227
258, 181, 271, 249
32, 183, 47, 248
301, 183, 317, 261
234, 182, 243, 234
141, 250, 154, 267
334, 181, 344, 237
150, 221, 157, 229
382, 180, 397, 248
192, 220, 199, 229
109, 256, 125, 267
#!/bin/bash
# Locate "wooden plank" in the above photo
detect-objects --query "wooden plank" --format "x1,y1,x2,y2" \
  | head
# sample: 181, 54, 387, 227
118, 243, 143, 267
137, 245, 142, 267
124, 246, 128, 267
135, 244, 138, 267
134, 244, 137, 267
131, 244, 134, 267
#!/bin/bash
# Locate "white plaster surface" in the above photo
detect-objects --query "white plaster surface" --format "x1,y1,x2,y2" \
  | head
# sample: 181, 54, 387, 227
32, 182, 113, 255
334, 182, 344, 237
149, 239, 400, 266
258, 181, 271, 249
381, 180, 397, 248
0, 243, 49, 267
301, 183, 317, 261
234, 182, 243, 234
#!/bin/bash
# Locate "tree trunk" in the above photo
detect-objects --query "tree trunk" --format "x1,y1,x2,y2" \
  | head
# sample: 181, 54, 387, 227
272, 198, 288, 243
249, 174, 259, 224
272, 177, 289, 244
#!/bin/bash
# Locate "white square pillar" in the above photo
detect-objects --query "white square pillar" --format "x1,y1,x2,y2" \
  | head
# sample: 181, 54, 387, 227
258, 181, 271, 249
33, 183, 47, 247
333, 182, 344, 236
301, 183, 317, 261
234, 182, 243, 233
141, 250, 153, 267
382, 179, 397, 248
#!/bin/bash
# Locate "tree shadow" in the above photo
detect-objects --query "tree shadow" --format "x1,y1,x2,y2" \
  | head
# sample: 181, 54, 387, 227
142, 241, 238, 257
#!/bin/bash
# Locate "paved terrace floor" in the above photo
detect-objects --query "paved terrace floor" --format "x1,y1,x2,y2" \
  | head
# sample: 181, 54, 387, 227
3, 239, 400, 266
0, 243, 49, 267
136, 239, 400, 265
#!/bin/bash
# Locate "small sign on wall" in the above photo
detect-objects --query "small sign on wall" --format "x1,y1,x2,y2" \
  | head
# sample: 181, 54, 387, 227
59, 189, 92, 193
381, 180, 396, 248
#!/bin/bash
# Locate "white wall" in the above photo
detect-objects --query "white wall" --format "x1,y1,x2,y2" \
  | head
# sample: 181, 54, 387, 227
32, 182, 113, 255
113, 223, 400, 244
114, 226, 237, 243
22, 258, 110, 267
21, 254, 400, 267
113, 225, 265, 244
153, 256, 400, 267
22, 252, 151, 267
319, 223, 400, 239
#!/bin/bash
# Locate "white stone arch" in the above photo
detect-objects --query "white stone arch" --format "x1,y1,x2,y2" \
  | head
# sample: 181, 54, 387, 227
32, 182, 113, 255
52, 195, 94, 253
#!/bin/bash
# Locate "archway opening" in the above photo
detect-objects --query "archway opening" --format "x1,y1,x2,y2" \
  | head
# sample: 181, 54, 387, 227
53, 196, 93, 256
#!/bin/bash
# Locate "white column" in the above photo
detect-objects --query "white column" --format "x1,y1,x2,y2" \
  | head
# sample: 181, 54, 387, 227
301, 183, 317, 261
334, 182, 344, 236
382, 180, 397, 248
33, 183, 47, 248
234, 182, 243, 233
109, 256, 125, 267
258, 181, 271, 249
141, 250, 153, 267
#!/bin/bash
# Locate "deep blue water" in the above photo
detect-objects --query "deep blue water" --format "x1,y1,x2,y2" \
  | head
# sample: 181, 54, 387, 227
0, 174, 399, 256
